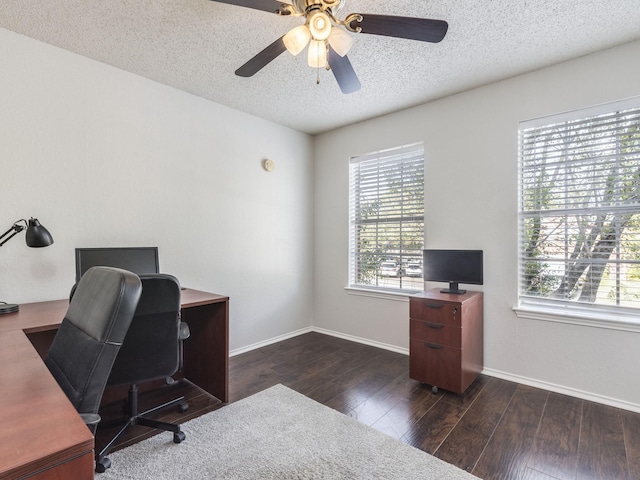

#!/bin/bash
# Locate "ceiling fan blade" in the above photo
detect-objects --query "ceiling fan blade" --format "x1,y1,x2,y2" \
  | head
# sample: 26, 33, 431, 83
349, 14, 448, 43
235, 37, 287, 77
328, 46, 361, 94
209, 0, 290, 15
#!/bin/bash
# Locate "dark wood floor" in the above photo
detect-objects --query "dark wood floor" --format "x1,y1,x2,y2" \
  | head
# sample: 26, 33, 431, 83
97, 332, 640, 479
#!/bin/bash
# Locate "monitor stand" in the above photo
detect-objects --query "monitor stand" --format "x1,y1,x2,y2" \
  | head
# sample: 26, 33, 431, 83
0, 302, 19, 314
440, 282, 466, 295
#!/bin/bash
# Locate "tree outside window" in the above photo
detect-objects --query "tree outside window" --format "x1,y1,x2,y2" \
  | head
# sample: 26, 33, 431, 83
519, 99, 640, 312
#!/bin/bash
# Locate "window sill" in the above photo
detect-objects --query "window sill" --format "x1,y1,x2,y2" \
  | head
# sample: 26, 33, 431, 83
513, 304, 640, 333
345, 286, 418, 302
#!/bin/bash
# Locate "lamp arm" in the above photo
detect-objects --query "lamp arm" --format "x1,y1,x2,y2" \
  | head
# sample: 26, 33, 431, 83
0, 220, 27, 247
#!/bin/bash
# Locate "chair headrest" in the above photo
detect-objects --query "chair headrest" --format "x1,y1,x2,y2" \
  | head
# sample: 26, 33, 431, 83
135, 274, 181, 316
66, 266, 142, 343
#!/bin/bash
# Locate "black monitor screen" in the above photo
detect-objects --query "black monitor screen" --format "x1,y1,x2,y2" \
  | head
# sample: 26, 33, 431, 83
75, 247, 159, 282
423, 249, 483, 294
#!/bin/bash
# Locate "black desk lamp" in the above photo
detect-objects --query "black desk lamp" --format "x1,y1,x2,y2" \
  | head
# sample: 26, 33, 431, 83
0, 217, 54, 314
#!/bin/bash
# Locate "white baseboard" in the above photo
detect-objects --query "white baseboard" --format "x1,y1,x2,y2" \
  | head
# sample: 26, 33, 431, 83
230, 326, 409, 357
230, 328, 640, 413
229, 327, 314, 357
310, 327, 410, 355
482, 367, 640, 413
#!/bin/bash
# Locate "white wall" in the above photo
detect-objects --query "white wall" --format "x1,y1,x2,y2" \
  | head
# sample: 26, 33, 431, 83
0, 28, 314, 351
313, 40, 640, 410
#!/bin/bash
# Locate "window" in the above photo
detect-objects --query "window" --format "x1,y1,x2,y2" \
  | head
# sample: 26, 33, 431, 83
349, 143, 424, 293
518, 97, 640, 317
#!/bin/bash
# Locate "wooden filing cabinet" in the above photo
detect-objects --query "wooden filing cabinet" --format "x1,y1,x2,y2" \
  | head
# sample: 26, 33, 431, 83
409, 289, 483, 394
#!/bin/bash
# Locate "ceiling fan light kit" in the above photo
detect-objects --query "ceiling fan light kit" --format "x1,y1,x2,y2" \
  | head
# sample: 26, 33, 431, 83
210, 0, 448, 93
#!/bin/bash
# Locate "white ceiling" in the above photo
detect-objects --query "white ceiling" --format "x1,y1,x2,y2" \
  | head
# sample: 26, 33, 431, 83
1, 0, 639, 135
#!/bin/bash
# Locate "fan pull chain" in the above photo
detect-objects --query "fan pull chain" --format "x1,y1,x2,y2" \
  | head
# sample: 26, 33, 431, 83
316, 41, 323, 85
316, 41, 329, 85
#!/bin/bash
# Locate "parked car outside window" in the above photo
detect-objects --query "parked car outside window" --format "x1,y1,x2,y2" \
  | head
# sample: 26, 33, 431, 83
406, 263, 423, 277
380, 262, 401, 277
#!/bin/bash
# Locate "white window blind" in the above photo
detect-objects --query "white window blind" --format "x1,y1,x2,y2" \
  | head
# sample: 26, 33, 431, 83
518, 97, 640, 315
349, 143, 424, 292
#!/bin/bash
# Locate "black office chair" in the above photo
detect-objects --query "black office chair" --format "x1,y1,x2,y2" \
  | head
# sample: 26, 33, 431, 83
44, 266, 142, 433
95, 274, 189, 473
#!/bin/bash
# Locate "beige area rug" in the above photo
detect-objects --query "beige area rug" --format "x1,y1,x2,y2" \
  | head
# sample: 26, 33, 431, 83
99, 384, 480, 479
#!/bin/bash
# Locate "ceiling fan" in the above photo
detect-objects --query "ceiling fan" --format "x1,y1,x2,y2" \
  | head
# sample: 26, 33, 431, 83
209, 0, 448, 94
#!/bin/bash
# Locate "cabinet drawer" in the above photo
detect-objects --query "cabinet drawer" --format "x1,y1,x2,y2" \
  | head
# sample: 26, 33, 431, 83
409, 298, 460, 326
410, 319, 461, 348
409, 338, 462, 393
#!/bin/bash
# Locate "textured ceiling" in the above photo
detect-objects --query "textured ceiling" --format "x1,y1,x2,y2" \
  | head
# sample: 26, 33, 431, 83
1, 0, 639, 135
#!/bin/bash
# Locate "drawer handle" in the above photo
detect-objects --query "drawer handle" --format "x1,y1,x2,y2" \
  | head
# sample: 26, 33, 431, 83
425, 342, 444, 350
426, 322, 444, 329
426, 303, 443, 309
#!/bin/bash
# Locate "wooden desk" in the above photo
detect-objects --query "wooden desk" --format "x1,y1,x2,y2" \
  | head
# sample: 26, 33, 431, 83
179, 289, 230, 404
0, 330, 94, 480
0, 288, 229, 479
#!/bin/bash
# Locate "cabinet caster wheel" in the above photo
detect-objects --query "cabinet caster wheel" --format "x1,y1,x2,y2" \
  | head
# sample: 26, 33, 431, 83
178, 401, 189, 413
95, 457, 111, 473
174, 430, 186, 443
432, 386, 439, 394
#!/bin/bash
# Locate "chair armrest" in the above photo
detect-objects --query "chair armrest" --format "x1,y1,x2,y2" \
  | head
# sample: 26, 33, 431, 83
179, 322, 190, 340
80, 412, 101, 426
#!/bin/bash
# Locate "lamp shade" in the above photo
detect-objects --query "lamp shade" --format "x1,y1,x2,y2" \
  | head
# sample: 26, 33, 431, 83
328, 27, 354, 57
283, 25, 311, 56
308, 10, 331, 41
307, 40, 327, 68
25, 218, 54, 247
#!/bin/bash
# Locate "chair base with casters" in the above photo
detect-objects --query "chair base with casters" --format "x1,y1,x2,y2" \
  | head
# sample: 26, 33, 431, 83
95, 383, 189, 473
95, 273, 190, 473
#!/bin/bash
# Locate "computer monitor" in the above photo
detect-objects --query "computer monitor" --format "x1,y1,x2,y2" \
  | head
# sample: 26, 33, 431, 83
75, 247, 159, 283
423, 249, 483, 294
